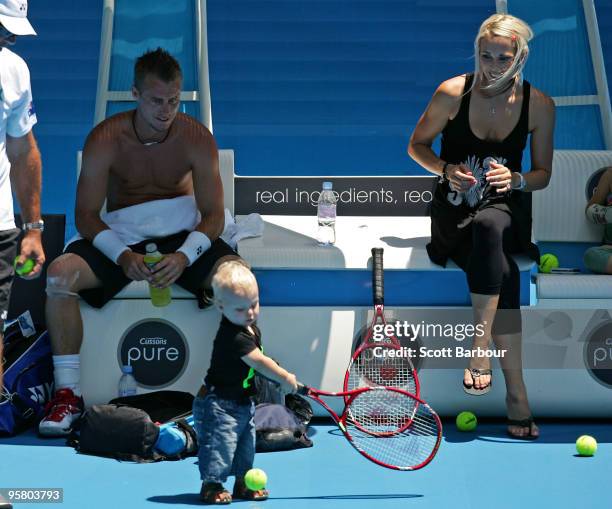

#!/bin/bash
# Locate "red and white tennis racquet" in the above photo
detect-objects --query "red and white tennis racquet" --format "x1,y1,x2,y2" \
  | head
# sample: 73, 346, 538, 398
344, 248, 419, 396
298, 383, 442, 471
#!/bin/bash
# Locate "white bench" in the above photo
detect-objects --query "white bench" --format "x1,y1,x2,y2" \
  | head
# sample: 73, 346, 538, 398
79, 149, 611, 417
532, 150, 612, 305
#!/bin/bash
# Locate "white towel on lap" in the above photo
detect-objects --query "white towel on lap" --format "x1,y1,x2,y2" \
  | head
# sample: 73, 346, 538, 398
66, 195, 263, 251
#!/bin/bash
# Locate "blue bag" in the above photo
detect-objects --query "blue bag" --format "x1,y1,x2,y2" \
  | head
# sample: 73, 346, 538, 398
0, 318, 54, 436
154, 415, 195, 456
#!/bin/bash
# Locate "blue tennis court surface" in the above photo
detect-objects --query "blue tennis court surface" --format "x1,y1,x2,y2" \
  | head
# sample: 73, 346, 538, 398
3, 1, 611, 508
1, 420, 609, 508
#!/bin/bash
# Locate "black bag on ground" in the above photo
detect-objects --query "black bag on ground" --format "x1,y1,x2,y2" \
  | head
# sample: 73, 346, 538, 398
254, 374, 313, 452
70, 404, 161, 462
68, 390, 197, 462
255, 403, 313, 452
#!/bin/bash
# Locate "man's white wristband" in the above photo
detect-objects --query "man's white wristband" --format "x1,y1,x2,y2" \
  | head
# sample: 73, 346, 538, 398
92, 229, 131, 264
177, 231, 212, 266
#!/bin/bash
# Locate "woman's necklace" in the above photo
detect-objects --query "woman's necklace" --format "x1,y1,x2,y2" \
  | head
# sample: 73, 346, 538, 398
481, 79, 516, 117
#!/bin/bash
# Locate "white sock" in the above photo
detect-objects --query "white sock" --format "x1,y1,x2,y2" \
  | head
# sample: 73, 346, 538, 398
53, 355, 81, 396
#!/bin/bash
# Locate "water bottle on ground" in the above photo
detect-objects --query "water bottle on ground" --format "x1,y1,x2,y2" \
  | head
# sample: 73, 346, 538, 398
118, 365, 138, 397
143, 243, 171, 307
317, 181, 337, 245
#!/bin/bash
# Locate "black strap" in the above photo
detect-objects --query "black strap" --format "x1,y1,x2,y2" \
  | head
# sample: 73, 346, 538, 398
456, 73, 474, 123
10, 393, 36, 422
175, 419, 199, 457
518, 80, 531, 134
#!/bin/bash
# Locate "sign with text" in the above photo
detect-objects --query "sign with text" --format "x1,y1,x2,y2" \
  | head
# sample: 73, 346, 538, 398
584, 317, 612, 389
118, 319, 189, 389
234, 176, 437, 216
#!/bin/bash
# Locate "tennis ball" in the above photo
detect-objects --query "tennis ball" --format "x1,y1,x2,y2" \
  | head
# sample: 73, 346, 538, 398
14, 257, 35, 276
576, 435, 597, 456
539, 253, 559, 273
456, 411, 477, 432
244, 468, 267, 491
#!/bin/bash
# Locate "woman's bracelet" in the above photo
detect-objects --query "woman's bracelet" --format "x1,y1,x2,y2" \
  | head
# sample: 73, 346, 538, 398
512, 172, 527, 191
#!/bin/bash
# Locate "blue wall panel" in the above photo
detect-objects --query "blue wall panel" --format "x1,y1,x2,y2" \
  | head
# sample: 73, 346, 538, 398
13, 1, 102, 240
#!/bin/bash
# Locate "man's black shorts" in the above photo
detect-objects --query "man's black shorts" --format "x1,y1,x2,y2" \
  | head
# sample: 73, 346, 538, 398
0, 228, 20, 328
65, 231, 240, 309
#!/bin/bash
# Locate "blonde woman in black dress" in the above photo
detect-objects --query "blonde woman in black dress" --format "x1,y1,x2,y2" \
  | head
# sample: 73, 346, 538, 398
408, 14, 555, 439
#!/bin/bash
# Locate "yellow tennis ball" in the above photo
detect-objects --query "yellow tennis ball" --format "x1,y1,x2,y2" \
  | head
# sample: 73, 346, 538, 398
14, 257, 35, 276
244, 468, 267, 490
456, 411, 477, 432
576, 435, 597, 456
539, 253, 559, 273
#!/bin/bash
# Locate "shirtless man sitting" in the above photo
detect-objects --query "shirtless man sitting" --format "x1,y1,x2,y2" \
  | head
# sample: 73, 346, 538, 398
39, 48, 242, 436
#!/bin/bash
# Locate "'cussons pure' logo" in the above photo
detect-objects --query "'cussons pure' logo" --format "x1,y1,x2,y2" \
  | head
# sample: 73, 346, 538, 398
118, 320, 188, 388
584, 319, 612, 389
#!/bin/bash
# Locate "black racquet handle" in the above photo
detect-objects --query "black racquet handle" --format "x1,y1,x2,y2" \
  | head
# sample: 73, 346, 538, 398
372, 247, 384, 305
296, 383, 309, 395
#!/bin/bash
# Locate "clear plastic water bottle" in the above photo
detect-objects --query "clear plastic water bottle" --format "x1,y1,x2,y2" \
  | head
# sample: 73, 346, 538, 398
118, 365, 138, 397
317, 181, 337, 245
143, 243, 171, 307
